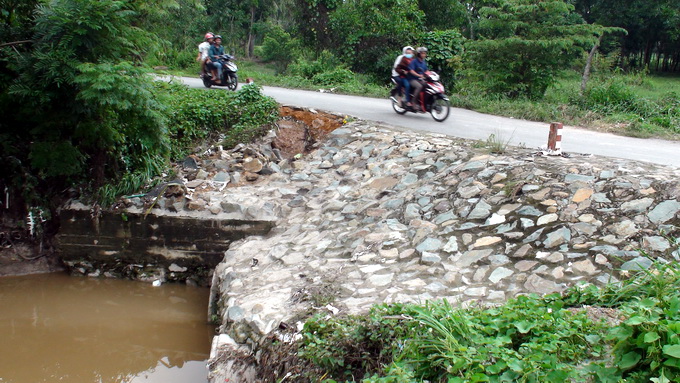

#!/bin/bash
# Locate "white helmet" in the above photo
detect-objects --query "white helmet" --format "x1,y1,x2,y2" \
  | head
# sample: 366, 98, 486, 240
402, 46, 414, 54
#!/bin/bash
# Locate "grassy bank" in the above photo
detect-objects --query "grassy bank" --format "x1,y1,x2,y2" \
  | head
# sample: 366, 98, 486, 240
277, 256, 680, 382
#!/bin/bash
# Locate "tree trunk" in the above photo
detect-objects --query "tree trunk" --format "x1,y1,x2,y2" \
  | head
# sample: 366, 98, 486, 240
245, 6, 256, 58
580, 35, 602, 97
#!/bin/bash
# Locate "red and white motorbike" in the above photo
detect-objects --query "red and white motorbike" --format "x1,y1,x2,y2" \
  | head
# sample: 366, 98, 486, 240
390, 71, 451, 122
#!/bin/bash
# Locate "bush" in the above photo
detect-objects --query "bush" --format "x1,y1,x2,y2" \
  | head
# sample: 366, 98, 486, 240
158, 82, 279, 157
287, 50, 343, 79
258, 23, 300, 73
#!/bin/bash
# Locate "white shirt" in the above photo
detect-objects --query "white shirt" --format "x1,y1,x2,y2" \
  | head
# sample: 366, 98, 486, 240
198, 41, 211, 60
391, 54, 404, 77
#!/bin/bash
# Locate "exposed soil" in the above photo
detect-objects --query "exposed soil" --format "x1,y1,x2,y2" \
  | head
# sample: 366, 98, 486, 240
273, 106, 344, 158
0, 241, 63, 276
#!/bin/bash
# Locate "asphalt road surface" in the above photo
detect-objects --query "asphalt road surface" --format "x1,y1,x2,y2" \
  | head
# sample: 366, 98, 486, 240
178, 76, 680, 168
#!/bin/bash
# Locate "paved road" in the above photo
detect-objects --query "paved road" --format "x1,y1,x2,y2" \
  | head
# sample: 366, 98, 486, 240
179, 76, 680, 167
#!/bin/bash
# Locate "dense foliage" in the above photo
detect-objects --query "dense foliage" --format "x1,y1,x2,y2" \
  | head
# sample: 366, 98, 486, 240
0, 0, 278, 222
295, 257, 680, 383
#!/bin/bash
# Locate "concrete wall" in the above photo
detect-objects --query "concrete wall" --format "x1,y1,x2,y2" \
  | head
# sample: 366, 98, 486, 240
57, 209, 274, 285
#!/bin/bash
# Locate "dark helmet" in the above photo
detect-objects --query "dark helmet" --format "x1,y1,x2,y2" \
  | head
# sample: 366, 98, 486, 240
214, 35, 222, 40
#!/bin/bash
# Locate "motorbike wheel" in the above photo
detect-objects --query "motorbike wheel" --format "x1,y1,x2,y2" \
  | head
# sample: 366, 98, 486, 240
430, 98, 450, 122
391, 97, 407, 115
227, 75, 238, 91
202, 75, 212, 88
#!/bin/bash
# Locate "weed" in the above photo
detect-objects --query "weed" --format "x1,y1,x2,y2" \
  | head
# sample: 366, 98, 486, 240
485, 129, 515, 154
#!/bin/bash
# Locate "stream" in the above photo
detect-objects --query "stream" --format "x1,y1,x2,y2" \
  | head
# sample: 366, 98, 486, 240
0, 273, 215, 383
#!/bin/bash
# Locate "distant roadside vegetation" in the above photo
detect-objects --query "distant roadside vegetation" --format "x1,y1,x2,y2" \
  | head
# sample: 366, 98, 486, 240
148, 0, 679, 140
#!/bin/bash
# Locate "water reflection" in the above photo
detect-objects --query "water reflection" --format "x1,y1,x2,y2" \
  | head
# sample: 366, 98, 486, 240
0, 273, 215, 383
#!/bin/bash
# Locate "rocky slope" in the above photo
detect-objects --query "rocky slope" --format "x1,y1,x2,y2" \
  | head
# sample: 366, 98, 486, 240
196, 112, 679, 381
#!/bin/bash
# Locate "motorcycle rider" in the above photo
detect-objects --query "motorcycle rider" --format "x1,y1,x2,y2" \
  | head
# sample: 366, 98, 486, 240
196, 32, 214, 75
209, 35, 226, 84
390, 46, 414, 99
407, 47, 429, 111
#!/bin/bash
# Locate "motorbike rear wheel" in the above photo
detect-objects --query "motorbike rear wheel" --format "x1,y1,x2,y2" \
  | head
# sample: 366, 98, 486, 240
391, 97, 407, 115
201, 75, 212, 88
430, 98, 450, 122
227, 74, 238, 91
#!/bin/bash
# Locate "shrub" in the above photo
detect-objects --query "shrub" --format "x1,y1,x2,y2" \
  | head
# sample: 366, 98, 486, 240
158, 82, 278, 157
258, 23, 300, 73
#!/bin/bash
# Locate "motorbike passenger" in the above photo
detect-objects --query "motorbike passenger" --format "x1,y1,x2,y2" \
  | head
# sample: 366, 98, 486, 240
407, 47, 429, 111
196, 32, 214, 74
391, 46, 414, 99
209, 35, 226, 84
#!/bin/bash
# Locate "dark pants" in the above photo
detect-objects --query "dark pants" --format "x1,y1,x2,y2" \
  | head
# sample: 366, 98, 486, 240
409, 79, 423, 105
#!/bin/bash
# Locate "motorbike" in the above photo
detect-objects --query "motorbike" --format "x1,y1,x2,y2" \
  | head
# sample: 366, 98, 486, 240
201, 54, 238, 91
390, 71, 450, 122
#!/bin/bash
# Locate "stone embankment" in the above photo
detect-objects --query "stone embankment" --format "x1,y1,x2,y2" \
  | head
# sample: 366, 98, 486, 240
200, 112, 679, 381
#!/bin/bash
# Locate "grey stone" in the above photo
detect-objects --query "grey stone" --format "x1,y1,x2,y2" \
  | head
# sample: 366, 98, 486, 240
464, 287, 487, 297
520, 218, 535, 229
462, 161, 486, 172
524, 228, 545, 244
458, 249, 493, 267
489, 254, 511, 265
544, 227, 571, 248
330, 128, 352, 135
537, 213, 558, 226
599, 170, 615, 179
573, 222, 597, 236
648, 200, 680, 224
468, 200, 492, 220
621, 257, 653, 271
565, 174, 595, 183
383, 198, 405, 210
620, 198, 654, 213
442, 237, 459, 253
196, 169, 209, 179
516, 260, 538, 272
404, 203, 421, 222
227, 306, 245, 321
168, 263, 188, 272
485, 214, 506, 226
496, 221, 517, 234
518, 206, 543, 216
417, 238, 443, 253
402, 173, 419, 185
610, 220, 638, 238
593, 193, 611, 203
642, 236, 671, 252
524, 274, 562, 294
421, 252, 442, 264
489, 267, 514, 283
571, 259, 598, 275
459, 185, 483, 198
214, 172, 230, 183
182, 157, 199, 169
434, 211, 457, 225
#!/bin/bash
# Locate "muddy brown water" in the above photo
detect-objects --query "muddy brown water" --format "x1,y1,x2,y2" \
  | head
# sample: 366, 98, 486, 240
0, 273, 215, 383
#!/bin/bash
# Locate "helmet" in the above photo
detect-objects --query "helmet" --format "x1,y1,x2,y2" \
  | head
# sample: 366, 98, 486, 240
204, 32, 214, 40
402, 45, 414, 54
416, 47, 428, 54
214, 35, 222, 40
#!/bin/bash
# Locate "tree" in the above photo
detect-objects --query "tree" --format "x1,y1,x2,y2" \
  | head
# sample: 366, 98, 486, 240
327, 0, 425, 78
573, 0, 680, 72
1, 0, 168, 210
417, 0, 467, 31
465, 0, 605, 98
